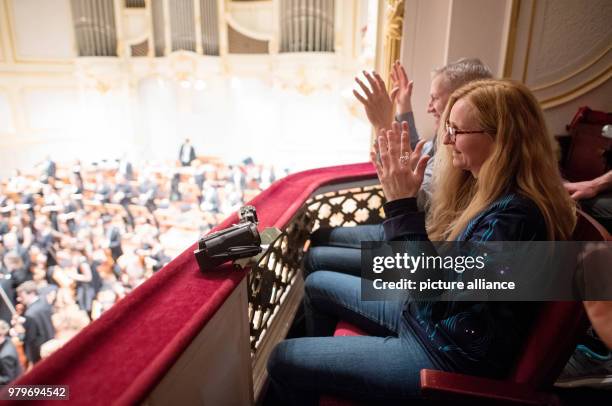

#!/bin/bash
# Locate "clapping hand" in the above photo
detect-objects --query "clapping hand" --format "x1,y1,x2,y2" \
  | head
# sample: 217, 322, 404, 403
353, 71, 394, 132
390, 61, 414, 115
371, 121, 430, 202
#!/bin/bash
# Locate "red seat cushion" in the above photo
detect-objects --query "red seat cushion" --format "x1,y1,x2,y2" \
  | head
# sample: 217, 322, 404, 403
333, 320, 367, 337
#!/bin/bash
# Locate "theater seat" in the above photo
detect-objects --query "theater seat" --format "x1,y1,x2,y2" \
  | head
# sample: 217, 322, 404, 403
320, 209, 604, 405
332, 320, 367, 337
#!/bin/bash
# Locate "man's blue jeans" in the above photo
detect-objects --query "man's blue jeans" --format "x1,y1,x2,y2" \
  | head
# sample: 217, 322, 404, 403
304, 224, 385, 278
267, 271, 444, 404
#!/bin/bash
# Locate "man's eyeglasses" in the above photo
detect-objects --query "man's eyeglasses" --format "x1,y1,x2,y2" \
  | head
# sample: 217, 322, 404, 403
445, 121, 487, 142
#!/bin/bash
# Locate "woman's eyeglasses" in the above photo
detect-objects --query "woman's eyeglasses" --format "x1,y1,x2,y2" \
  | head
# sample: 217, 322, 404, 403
445, 121, 487, 142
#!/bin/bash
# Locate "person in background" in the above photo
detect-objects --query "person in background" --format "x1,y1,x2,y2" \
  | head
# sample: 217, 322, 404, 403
169, 171, 182, 202
201, 180, 220, 213
118, 155, 134, 181
0, 319, 22, 384
40, 156, 57, 182
15, 281, 55, 365
2, 232, 31, 276
68, 248, 95, 316
0, 269, 14, 324
39, 305, 89, 359
104, 216, 123, 263
91, 288, 117, 320
94, 173, 112, 204
555, 170, 612, 389
3, 250, 31, 291
113, 173, 135, 231
71, 161, 85, 197
564, 170, 612, 233
178, 138, 196, 167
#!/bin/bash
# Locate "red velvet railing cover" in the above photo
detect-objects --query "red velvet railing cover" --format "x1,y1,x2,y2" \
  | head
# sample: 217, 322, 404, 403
6, 162, 377, 406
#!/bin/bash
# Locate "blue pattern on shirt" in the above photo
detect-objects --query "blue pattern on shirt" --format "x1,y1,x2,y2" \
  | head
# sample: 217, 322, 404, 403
383, 193, 548, 376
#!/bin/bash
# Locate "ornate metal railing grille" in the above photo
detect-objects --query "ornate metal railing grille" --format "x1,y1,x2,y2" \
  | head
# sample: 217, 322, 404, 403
70, 0, 118, 56
247, 184, 385, 353
248, 206, 313, 353
306, 185, 386, 231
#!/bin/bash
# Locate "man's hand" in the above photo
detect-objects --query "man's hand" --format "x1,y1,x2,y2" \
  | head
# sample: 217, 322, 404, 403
564, 180, 600, 200
353, 71, 394, 132
390, 61, 414, 115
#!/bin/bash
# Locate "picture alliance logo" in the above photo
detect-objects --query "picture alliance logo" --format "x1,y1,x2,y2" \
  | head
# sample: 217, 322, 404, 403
371, 252, 488, 274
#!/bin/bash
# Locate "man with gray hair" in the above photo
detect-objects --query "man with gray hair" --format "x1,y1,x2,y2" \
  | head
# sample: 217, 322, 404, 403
304, 58, 493, 277
354, 58, 493, 203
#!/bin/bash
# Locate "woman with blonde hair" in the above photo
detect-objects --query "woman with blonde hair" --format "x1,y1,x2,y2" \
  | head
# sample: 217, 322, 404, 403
427, 79, 575, 241
267, 80, 576, 404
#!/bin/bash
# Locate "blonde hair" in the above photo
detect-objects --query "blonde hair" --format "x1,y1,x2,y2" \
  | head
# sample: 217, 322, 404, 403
428, 79, 576, 241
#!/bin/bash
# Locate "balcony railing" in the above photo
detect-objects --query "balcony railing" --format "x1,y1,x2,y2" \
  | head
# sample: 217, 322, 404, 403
249, 176, 385, 398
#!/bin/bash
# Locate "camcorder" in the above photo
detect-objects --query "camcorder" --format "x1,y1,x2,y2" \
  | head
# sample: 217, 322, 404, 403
194, 205, 263, 271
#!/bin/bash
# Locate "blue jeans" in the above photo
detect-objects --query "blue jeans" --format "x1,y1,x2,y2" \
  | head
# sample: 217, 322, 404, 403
267, 271, 443, 405
304, 224, 385, 278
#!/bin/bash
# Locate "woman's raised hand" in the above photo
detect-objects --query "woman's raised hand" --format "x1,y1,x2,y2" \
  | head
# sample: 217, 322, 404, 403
371, 121, 430, 202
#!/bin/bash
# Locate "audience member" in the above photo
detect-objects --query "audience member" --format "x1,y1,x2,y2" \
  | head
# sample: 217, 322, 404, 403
178, 138, 196, 167
118, 156, 134, 181
138, 173, 159, 215
305, 58, 493, 278
564, 170, 612, 232
104, 216, 123, 262
40, 305, 89, 359
267, 79, 576, 404
16, 281, 55, 365
94, 174, 112, 203
112, 174, 135, 230
40, 156, 57, 181
554, 169, 612, 388
200, 180, 220, 213
0, 272, 15, 324
169, 172, 181, 202
0, 319, 22, 384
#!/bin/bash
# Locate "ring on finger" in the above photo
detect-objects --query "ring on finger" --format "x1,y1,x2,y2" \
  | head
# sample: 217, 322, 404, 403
399, 152, 411, 166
